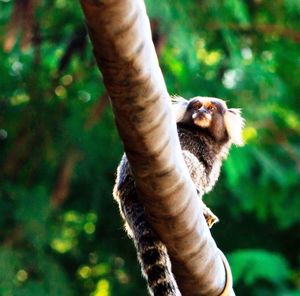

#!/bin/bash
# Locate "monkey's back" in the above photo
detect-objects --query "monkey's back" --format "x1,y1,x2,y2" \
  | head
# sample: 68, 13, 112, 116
177, 125, 229, 194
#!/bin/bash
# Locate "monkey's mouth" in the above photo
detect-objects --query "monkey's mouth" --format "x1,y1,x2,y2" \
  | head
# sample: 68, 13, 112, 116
192, 111, 212, 128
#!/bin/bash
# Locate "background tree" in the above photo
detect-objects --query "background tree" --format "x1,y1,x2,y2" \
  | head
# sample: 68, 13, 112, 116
0, 0, 299, 296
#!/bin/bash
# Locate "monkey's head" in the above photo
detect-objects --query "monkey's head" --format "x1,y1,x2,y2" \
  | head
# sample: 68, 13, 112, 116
173, 96, 245, 146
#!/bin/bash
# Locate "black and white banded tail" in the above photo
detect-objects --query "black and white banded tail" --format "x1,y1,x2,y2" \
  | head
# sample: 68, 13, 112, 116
116, 178, 181, 296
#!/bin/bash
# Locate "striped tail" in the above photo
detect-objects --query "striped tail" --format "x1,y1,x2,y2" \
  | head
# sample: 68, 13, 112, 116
119, 187, 181, 296
114, 170, 181, 296
135, 220, 182, 296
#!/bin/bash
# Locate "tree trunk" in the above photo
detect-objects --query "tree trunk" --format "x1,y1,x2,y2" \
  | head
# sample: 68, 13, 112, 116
79, 0, 234, 295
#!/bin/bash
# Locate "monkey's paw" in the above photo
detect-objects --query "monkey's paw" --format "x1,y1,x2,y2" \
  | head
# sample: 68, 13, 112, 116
202, 204, 219, 228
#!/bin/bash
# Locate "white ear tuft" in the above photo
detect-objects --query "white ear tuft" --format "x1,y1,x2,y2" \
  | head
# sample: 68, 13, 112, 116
224, 108, 245, 146
171, 97, 189, 122
170, 95, 186, 103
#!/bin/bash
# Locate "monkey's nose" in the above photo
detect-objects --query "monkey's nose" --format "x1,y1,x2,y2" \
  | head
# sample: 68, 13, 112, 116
199, 107, 210, 114
192, 109, 207, 120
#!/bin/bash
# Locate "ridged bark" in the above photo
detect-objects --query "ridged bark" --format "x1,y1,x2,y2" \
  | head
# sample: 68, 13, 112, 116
80, 0, 234, 295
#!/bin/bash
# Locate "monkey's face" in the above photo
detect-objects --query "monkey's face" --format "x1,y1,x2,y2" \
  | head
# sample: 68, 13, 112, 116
174, 96, 244, 146
189, 98, 222, 128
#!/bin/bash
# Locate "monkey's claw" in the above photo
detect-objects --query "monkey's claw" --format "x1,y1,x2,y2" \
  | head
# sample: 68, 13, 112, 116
202, 205, 219, 228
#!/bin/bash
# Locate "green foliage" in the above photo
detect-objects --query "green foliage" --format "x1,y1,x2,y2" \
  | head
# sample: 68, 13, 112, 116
229, 250, 290, 285
228, 250, 300, 296
0, 0, 300, 295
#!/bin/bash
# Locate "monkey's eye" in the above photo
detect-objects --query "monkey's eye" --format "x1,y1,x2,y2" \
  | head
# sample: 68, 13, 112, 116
207, 105, 216, 112
191, 101, 202, 109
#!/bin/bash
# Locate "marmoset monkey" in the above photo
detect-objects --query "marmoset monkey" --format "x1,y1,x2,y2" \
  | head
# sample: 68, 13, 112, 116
113, 96, 244, 296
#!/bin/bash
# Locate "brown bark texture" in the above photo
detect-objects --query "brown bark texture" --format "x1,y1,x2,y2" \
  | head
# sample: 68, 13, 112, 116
79, 0, 234, 295
4, 0, 38, 52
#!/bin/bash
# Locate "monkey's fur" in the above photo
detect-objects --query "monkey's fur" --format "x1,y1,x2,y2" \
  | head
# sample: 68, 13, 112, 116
113, 96, 244, 296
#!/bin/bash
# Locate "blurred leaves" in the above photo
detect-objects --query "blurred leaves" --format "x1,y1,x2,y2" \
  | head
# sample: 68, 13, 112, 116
0, 0, 300, 295
229, 250, 290, 285
51, 211, 97, 254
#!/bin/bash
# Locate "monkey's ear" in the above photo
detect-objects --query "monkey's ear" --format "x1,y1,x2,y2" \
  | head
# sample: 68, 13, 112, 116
171, 95, 186, 103
224, 108, 245, 146
171, 97, 189, 122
